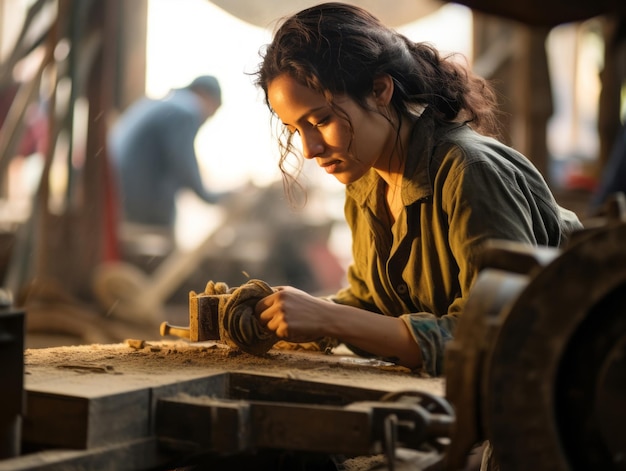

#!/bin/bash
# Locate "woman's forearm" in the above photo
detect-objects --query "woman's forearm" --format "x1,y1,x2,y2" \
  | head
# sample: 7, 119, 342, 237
321, 303, 423, 370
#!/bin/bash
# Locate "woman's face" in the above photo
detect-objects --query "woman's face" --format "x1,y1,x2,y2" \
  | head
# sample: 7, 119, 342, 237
267, 73, 395, 185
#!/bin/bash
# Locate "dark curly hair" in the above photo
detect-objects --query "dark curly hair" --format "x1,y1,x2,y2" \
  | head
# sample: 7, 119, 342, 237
255, 2, 500, 197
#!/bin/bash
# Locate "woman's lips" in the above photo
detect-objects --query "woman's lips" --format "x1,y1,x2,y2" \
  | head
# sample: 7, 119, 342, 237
321, 160, 341, 174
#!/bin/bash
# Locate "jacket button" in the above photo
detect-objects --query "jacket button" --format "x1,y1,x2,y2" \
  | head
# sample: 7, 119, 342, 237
396, 283, 408, 294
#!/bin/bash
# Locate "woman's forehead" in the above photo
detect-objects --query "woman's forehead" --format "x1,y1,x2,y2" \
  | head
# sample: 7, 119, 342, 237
268, 75, 326, 114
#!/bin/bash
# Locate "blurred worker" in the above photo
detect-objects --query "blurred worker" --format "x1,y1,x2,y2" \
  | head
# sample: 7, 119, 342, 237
108, 75, 227, 254
253, 3, 583, 376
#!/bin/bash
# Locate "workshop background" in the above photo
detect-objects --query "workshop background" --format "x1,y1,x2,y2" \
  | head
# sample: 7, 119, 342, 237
0, 0, 624, 348
0, 1, 625, 471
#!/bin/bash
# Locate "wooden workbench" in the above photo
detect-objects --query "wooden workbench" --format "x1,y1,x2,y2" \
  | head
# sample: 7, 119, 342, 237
1, 340, 444, 470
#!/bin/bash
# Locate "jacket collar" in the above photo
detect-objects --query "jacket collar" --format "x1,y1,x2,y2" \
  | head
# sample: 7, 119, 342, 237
346, 114, 436, 208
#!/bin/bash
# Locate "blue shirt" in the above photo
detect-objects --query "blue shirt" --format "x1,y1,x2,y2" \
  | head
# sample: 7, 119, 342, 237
109, 88, 220, 227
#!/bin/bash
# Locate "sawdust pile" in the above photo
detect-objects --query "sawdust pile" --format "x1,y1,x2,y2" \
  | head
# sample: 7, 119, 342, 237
23, 340, 444, 395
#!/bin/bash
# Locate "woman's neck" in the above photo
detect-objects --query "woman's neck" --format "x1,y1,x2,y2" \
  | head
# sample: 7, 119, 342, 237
374, 113, 414, 190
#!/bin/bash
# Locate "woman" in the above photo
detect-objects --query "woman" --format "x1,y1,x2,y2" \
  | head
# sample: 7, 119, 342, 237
253, 2, 582, 376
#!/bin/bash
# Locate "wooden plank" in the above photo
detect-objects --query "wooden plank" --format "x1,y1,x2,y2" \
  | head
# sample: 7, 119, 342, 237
22, 374, 233, 450
22, 389, 150, 450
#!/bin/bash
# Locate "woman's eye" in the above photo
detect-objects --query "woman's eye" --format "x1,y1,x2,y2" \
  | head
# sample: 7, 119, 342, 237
311, 116, 329, 128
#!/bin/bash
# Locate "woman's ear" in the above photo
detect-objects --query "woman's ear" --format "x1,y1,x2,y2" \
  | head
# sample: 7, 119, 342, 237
372, 74, 394, 105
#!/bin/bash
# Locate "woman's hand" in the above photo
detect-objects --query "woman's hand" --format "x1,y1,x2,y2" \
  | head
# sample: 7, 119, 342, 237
255, 286, 332, 342
255, 285, 423, 370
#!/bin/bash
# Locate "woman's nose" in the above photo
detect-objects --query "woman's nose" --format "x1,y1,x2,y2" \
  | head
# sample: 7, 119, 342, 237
301, 131, 324, 159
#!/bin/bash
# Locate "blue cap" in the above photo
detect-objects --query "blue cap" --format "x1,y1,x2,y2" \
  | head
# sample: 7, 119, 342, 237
187, 75, 221, 102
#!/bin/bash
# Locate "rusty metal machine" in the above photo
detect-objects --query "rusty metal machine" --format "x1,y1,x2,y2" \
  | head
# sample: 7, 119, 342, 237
445, 196, 626, 470
1, 200, 625, 470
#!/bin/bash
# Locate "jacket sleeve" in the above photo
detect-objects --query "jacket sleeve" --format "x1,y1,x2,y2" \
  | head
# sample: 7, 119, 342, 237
399, 155, 538, 376
331, 147, 576, 377
403, 148, 561, 376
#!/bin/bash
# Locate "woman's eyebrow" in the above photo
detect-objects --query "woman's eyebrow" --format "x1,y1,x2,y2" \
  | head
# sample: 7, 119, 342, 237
282, 105, 328, 127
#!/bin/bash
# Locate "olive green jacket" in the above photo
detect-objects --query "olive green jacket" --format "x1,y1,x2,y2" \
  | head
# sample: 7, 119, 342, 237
330, 121, 582, 376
